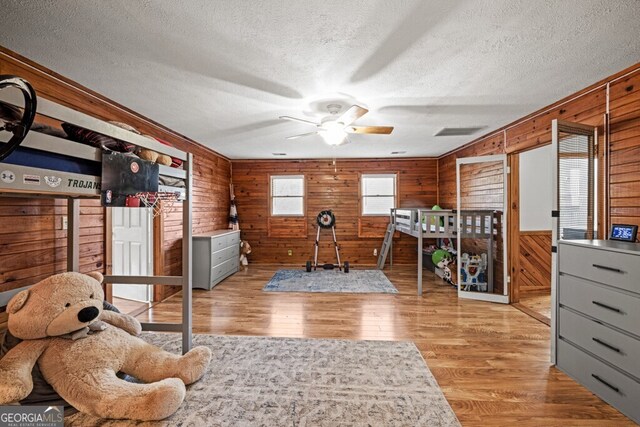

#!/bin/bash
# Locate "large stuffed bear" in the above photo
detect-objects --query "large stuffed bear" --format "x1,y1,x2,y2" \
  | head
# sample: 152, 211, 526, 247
0, 272, 211, 421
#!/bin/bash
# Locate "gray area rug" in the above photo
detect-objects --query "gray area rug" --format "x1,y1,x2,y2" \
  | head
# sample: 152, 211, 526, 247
263, 269, 398, 293
67, 333, 460, 426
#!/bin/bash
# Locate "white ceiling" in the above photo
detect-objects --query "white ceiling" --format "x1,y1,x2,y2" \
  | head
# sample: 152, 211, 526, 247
1, 0, 639, 159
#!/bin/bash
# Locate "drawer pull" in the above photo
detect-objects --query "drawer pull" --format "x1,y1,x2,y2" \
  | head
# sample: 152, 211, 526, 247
592, 264, 624, 274
591, 374, 620, 393
592, 337, 621, 353
592, 301, 622, 313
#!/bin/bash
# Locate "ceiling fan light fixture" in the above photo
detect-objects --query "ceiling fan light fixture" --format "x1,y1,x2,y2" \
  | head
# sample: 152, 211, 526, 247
321, 120, 347, 146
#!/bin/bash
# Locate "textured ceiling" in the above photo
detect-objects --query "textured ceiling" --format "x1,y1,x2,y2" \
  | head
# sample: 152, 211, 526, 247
1, 0, 639, 159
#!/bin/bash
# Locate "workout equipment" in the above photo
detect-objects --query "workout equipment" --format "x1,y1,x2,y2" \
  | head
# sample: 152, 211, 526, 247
306, 210, 349, 273
0, 75, 37, 161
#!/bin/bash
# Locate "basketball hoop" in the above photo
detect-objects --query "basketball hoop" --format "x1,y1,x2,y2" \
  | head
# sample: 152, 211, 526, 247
131, 191, 180, 217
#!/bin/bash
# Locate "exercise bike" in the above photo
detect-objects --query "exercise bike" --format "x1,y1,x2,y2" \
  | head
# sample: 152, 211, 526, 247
306, 210, 349, 273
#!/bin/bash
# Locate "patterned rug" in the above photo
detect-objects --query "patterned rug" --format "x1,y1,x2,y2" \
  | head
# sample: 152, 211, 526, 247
67, 333, 460, 426
263, 269, 398, 293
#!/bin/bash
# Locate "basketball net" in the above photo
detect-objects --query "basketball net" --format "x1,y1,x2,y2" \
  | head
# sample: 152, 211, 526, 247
133, 191, 180, 218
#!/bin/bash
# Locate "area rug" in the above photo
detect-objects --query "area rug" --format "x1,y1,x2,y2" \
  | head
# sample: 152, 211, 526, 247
66, 333, 460, 426
263, 269, 398, 293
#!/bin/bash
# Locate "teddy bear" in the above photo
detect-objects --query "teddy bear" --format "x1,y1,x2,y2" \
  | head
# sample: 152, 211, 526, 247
0, 272, 212, 421
239, 240, 252, 267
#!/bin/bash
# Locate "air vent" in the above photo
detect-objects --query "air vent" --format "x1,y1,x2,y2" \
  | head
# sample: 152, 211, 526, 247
434, 127, 484, 137
272, 153, 287, 156
390, 151, 406, 155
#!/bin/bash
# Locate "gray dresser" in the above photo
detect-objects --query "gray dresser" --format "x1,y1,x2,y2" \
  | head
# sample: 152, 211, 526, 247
192, 230, 240, 290
557, 240, 640, 423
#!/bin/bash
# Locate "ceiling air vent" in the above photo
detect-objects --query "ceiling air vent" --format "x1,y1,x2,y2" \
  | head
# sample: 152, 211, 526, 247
434, 127, 484, 137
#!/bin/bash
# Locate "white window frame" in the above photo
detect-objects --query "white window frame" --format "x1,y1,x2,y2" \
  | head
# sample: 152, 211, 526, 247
270, 174, 305, 216
360, 173, 397, 216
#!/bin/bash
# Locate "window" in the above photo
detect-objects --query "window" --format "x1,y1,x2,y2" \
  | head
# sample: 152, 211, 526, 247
361, 173, 397, 215
271, 175, 304, 216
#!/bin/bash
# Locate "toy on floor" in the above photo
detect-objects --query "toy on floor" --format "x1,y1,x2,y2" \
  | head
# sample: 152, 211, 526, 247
0, 272, 212, 421
239, 240, 252, 266
432, 249, 455, 286
460, 253, 488, 291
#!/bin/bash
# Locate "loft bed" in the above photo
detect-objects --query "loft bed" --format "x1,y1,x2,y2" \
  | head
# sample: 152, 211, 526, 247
388, 207, 502, 295
0, 78, 194, 353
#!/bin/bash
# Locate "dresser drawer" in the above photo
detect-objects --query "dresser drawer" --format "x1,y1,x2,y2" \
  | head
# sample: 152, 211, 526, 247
559, 274, 640, 335
559, 307, 640, 379
211, 235, 228, 251
557, 339, 640, 423
227, 231, 240, 247
211, 245, 236, 266
559, 243, 640, 294
211, 258, 237, 284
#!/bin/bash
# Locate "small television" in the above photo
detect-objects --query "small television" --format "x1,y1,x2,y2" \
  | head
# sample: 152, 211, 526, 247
101, 152, 158, 207
609, 224, 638, 242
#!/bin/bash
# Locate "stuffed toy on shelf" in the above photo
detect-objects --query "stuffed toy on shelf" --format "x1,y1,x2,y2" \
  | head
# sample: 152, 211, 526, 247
0, 272, 212, 421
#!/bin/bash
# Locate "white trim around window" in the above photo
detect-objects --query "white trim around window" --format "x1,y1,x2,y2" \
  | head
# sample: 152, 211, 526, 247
361, 173, 397, 216
270, 174, 305, 216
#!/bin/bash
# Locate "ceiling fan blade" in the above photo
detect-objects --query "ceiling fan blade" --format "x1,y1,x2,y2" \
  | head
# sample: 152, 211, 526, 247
285, 131, 319, 140
279, 116, 320, 127
336, 105, 368, 126
346, 126, 394, 135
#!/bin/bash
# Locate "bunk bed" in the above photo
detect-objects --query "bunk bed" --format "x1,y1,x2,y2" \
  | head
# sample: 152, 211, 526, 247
0, 78, 194, 353
388, 207, 502, 295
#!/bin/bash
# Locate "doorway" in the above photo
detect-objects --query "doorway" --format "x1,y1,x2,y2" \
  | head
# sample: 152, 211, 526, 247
456, 154, 509, 304
515, 145, 553, 324
111, 206, 153, 304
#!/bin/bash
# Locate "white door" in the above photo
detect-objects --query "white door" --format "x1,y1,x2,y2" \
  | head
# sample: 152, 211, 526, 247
550, 119, 596, 363
112, 207, 153, 302
456, 154, 509, 304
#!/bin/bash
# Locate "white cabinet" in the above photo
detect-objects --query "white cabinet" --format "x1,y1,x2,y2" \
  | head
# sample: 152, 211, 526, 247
192, 230, 240, 290
556, 240, 640, 424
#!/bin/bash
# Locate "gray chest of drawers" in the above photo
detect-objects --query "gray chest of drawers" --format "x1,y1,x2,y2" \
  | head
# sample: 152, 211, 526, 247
192, 230, 240, 290
557, 240, 640, 423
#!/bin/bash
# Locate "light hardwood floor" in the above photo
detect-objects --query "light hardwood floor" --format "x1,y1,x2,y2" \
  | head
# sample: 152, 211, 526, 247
517, 290, 552, 324
130, 265, 634, 427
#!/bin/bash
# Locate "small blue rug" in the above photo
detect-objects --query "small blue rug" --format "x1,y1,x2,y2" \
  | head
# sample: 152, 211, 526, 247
263, 269, 398, 294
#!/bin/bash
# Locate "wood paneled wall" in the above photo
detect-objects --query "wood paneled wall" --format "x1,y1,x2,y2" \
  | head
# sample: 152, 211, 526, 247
609, 71, 640, 227
0, 47, 231, 298
518, 231, 552, 292
438, 134, 505, 209
231, 159, 438, 265
438, 62, 640, 301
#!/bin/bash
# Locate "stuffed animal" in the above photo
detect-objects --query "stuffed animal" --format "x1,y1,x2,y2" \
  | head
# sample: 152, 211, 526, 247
0, 272, 212, 421
239, 240, 252, 266
436, 256, 454, 286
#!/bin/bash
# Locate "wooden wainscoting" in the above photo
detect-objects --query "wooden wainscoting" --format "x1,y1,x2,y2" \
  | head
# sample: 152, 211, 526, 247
518, 230, 552, 292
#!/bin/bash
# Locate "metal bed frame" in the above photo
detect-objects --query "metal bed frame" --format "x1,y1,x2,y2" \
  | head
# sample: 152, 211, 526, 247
0, 91, 194, 353
388, 207, 501, 295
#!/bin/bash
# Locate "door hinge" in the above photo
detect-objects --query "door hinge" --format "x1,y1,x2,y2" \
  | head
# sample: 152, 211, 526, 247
506, 166, 511, 174
507, 275, 511, 283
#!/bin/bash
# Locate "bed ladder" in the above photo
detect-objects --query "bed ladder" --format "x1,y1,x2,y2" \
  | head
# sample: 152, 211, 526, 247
377, 223, 395, 269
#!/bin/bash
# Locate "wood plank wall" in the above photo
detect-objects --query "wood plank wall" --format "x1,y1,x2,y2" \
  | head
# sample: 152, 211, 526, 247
438, 62, 640, 300
231, 159, 438, 265
0, 47, 231, 299
518, 231, 552, 292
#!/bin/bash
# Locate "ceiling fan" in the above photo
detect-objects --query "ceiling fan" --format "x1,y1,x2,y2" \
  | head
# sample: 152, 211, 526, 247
279, 104, 394, 146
